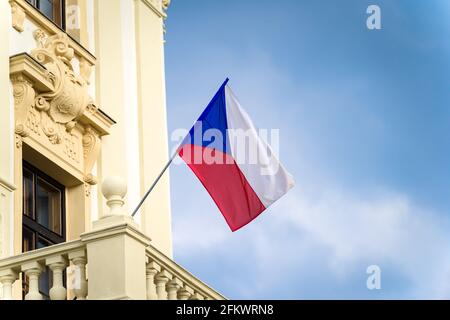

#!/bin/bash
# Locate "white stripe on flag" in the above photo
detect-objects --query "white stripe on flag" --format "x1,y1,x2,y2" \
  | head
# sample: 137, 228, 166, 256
224, 85, 295, 208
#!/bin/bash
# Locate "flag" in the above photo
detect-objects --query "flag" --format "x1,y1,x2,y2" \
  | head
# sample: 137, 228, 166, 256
179, 79, 295, 231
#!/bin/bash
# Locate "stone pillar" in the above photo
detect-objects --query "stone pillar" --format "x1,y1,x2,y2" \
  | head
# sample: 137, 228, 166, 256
145, 261, 160, 300
178, 285, 194, 300
22, 262, 44, 300
80, 176, 150, 300
46, 256, 68, 300
155, 269, 171, 300
94, 0, 130, 217
68, 250, 88, 300
94, 0, 173, 258
0, 0, 15, 259
167, 277, 183, 300
134, 0, 173, 258
0, 269, 19, 300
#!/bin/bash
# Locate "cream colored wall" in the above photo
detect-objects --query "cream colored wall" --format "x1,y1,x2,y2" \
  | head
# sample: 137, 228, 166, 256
94, 0, 173, 257
134, 0, 173, 257
0, 0, 15, 259
120, 0, 141, 228
8, 4, 91, 251
1, 0, 173, 260
94, 0, 131, 215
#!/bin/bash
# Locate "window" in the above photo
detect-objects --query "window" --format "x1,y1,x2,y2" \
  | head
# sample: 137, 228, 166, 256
22, 162, 66, 299
22, 162, 65, 243
26, 0, 66, 29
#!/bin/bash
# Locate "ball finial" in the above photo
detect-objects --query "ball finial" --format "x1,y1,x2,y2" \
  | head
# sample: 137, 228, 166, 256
101, 176, 127, 216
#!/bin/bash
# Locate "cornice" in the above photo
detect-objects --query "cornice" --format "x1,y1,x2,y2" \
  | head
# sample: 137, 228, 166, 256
138, 0, 168, 19
9, 53, 54, 92
9, 0, 96, 66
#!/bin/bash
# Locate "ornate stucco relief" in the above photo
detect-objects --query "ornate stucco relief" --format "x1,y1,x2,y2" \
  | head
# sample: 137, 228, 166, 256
31, 30, 91, 145
10, 30, 114, 194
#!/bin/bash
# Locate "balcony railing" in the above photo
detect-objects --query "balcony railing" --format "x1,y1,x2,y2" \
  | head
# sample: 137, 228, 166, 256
0, 240, 87, 300
146, 245, 224, 300
0, 177, 225, 300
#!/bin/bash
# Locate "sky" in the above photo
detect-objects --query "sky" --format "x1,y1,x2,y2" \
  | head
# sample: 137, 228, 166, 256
163, 0, 450, 299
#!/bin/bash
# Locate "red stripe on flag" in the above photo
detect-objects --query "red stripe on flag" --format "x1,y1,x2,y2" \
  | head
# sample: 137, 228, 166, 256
179, 144, 266, 231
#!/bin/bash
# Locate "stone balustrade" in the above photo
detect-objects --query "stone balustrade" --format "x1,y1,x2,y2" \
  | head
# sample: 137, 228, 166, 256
0, 240, 87, 300
0, 176, 224, 300
146, 246, 225, 300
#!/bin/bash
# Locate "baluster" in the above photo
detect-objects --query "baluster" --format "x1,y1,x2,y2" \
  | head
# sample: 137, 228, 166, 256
22, 262, 44, 300
69, 250, 88, 300
154, 270, 171, 300
178, 285, 194, 300
189, 292, 205, 300
146, 260, 161, 300
46, 256, 68, 300
167, 277, 183, 300
0, 269, 19, 300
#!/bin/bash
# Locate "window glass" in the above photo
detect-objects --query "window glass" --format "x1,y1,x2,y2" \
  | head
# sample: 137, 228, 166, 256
22, 227, 35, 253
39, 269, 52, 300
22, 163, 65, 300
36, 177, 62, 235
26, 0, 65, 29
39, 0, 55, 21
37, 236, 53, 299
23, 168, 34, 218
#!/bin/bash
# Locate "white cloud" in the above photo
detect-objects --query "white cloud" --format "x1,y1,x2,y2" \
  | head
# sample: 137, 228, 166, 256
282, 189, 450, 292
173, 186, 450, 299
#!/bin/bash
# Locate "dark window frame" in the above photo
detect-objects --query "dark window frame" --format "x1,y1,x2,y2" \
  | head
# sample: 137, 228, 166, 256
22, 161, 66, 250
22, 162, 67, 300
26, 0, 66, 30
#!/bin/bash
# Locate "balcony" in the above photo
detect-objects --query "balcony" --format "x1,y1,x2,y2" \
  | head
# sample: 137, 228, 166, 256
0, 177, 224, 300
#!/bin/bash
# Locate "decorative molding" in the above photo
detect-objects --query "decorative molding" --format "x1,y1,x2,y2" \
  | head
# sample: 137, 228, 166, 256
162, 0, 171, 12
9, 33, 114, 186
10, 53, 54, 92
139, 0, 168, 19
10, 32, 92, 149
11, 73, 35, 139
0, 178, 17, 192
10, 1, 25, 32
15, 134, 23, 149
82, 126, 100, 187
30, 30, 91, 144
162, 0, 170, 36
79, 104, 115, 137
9, 0, 96, 66
84, 183, 91, 197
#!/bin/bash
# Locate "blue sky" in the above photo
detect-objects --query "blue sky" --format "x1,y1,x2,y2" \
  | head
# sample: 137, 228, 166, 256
164, 0, 450, 299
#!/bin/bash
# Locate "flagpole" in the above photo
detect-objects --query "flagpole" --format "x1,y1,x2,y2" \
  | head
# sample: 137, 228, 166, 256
131, 148, 180, 218
131, 78, 230, 218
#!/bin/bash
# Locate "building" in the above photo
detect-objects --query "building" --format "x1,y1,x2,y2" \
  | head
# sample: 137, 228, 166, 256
0, 0, 224, 300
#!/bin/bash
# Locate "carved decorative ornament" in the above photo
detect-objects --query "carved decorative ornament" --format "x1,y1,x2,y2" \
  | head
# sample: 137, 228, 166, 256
162, 0, 171, 11
10, 2, 26, 32
30, 30, 92, 144
10, 30, 114, 194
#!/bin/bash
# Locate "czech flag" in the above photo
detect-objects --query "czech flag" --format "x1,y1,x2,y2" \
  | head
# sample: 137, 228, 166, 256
179, 79, 295, 231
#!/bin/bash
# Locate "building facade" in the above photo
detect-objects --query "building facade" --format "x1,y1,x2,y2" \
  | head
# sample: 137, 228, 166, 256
0, 0, 223, 300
